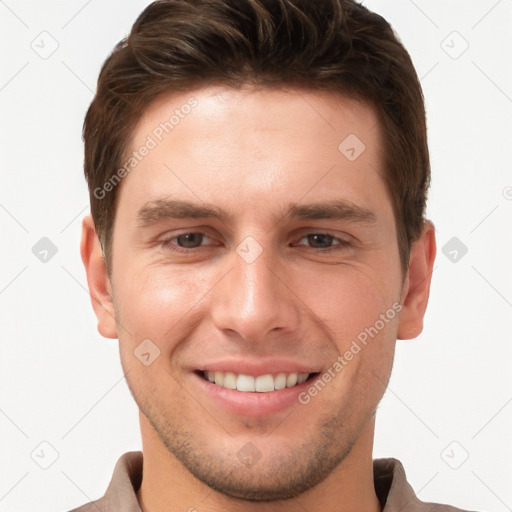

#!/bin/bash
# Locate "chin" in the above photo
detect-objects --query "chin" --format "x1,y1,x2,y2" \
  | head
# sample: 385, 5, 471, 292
142, 400, 359, 502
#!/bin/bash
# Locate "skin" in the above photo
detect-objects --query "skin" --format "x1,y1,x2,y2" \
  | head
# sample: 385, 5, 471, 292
81, 85, 436, 512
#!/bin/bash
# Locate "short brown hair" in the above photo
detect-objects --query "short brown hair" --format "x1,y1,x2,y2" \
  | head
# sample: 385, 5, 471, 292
83, 0, 430, 271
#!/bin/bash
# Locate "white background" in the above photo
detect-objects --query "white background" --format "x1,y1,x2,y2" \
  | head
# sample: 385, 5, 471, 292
0, 1, 511, 511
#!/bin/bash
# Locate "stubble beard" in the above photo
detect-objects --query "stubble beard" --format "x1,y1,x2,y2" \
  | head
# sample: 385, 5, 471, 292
135, 392, 369, 502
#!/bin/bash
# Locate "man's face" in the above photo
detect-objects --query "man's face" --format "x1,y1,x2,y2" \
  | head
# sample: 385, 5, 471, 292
107, 86, 406, 499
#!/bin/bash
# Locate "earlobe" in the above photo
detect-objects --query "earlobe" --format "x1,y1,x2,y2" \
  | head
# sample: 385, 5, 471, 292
80, 215, 118, 339
397, 221, 436, 340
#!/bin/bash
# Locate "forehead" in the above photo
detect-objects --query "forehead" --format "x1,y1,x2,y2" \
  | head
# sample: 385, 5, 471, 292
136, 85, 381, 156
117, 85, 389, 224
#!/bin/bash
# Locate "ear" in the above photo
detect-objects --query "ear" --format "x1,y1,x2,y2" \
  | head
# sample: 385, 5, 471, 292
80, 215, 118, 339
397, 221, 436, 340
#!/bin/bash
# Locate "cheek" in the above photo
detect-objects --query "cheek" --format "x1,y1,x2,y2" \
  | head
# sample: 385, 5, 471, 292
294, 262, 401, 340
118, 261, 207, 310
316, 306, 398, 417
295, 264, 400, 393
110, 267, 209, 428
112, 267, 212, 394
112, 265, 213, 354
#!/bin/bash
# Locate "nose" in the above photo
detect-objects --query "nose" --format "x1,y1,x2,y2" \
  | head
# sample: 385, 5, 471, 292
210, 245, 301, 343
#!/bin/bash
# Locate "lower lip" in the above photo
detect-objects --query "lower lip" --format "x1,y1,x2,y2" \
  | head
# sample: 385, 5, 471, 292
193, 372, 318, 417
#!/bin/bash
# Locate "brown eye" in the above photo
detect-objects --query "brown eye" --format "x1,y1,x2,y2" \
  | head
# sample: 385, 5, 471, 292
294, 232, 351, 252
307, 234, 335, 248
160, 231, 218, 253
176, 233, 204, 248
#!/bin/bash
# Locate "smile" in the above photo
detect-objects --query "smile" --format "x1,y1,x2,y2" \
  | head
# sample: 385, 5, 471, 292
201, 370, 317, 392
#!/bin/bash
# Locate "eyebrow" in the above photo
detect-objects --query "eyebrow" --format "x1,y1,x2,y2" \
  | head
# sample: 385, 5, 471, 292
137, 199, 228, 225
285, 202, 376, 224
136, 198, 377, 226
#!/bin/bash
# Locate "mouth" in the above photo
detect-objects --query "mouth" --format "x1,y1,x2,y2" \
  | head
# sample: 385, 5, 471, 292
197, 370, 320, 392
191, 360, 324, 416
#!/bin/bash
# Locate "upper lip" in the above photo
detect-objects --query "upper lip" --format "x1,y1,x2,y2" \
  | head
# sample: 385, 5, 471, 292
195, 358, 322, 376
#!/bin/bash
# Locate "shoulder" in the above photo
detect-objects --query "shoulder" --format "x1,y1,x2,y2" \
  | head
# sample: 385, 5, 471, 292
62, 451, 143, 512
412, 500, 481, 512
374, 458, 482, 512
66, 501, 103, 512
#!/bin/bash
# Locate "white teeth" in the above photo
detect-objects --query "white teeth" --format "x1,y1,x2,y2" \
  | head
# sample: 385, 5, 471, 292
204, 371, 312, 392
237, 374, 255, 392
214, 371, 224, 386
223, 372, 237, 389
286, 373, 298, 387
274, 373, 287, 390
297, 373, 309, 384
255, 374, 274, 392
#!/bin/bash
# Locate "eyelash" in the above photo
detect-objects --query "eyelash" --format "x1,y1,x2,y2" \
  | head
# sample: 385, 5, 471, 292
160, 232, 352, 254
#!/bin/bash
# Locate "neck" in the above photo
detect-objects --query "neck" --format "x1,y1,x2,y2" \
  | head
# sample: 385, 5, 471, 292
136, 413, 381, 512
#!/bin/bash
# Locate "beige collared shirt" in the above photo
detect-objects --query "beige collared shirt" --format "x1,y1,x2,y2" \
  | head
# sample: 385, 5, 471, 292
68, 451, 477, 512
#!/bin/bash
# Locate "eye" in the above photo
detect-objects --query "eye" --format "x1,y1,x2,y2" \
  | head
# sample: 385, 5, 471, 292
295, 233, 351, 251
159, 231, 351, 254
175, 233, 205, 248
161, 232, 216, 251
